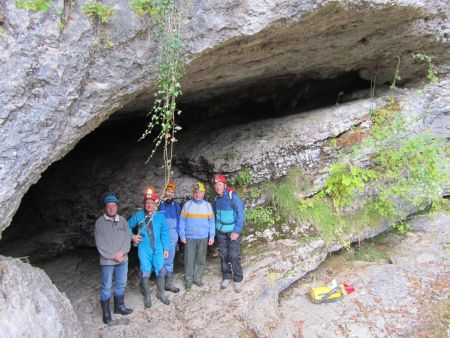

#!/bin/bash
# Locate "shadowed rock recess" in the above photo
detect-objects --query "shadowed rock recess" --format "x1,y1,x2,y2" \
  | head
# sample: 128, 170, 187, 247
0, 0, 449, 336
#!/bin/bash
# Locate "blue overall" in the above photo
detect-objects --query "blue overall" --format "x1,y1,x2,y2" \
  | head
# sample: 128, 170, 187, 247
159, 200, 181, 273
128, 210, 169, 277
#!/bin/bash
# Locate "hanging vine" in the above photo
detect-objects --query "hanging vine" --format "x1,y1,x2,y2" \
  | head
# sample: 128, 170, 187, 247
131, 0, 187, 194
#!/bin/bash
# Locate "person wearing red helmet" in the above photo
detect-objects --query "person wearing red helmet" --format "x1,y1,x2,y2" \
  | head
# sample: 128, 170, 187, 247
213, 174, 245, 293
128, 189, 171, 307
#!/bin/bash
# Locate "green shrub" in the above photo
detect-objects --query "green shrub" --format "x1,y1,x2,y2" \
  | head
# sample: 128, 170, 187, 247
248, 187, 261, 199
245, 206, 279, 232
129, 0, 156, 15
82, 1, 115, 24
265, 167, 308, 219
298, 193, 340, 244
234, 169, 252, 186
414, 53, 438, 85
325, 162, 377, 210
349, 242, 390, 262
16, 0, 52, 12
391, 220, 411, 235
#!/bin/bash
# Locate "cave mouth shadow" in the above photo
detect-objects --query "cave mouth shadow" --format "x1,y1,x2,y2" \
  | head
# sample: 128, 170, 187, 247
0, 70, 372, 265
178, 71, 372, 130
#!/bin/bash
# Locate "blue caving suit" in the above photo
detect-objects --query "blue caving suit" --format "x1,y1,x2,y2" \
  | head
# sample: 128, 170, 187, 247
128, 210, 169, 277
159, 199, 181, 273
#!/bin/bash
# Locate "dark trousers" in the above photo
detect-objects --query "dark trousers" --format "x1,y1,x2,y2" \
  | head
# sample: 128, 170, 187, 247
217, 230, 243, 282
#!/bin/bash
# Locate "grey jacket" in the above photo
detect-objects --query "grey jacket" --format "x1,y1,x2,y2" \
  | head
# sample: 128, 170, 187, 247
95, 214, 131, 265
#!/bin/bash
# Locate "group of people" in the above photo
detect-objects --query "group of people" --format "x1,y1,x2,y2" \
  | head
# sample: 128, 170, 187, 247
94, 175, 245, 324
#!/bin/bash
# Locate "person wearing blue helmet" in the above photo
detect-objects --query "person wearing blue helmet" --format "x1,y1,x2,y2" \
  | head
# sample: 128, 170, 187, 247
94, 194, 133, 324
128, 190, 171, 307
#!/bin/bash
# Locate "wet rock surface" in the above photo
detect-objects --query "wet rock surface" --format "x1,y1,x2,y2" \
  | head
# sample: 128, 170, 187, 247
33, 211, 449, 337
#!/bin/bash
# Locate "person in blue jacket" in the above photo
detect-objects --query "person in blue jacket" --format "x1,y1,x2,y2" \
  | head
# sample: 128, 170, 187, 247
158, 182, 181, 293
213, 175, 245, 293
128, 191, 170, 307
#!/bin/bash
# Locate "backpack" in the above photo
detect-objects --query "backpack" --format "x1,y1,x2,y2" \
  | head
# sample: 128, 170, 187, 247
214, 187, 236, 233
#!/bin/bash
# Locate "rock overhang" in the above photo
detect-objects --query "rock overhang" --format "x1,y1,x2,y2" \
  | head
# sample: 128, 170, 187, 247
0, 0, 449, 233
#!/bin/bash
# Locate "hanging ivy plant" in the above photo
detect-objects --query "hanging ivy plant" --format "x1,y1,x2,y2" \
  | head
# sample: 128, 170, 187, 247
131, 0, 187, 192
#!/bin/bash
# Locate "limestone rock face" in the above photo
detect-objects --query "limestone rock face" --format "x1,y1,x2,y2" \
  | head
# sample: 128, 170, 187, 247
1, 0, 449, 233
1, 80, 448, 261
0, 256, 83, 338
175, 80, 450, 185
0, 0, 449, 336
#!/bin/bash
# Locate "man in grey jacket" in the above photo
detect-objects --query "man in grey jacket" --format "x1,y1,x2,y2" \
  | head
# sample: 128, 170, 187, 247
95, 194, 133, 324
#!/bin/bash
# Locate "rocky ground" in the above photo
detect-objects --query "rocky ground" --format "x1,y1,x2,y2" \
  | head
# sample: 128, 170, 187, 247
36, 211, 449, 337
278, 211, 450, 337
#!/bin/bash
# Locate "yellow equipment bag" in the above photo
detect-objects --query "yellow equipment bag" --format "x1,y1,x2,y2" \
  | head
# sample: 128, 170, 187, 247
309, 285, 347, 304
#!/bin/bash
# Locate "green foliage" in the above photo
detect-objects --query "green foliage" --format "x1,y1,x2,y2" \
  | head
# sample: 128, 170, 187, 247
223, 148, 238, 161
325, 162, 377, 209
245, 207, 278, 231
414, 53, 438, 85
16, 0, 52, 12
244, 92, 447, 247
298, 193, 340, 243
248, 187, 261, 199
368, 99, 404, 142
138, 0, 186, 195
234, 169, 252, 186
349, 242, 390, 262
129, 0, 158, 15
391, 220, 411, 234
370, 134, 448, 220
82, 1, 115, 24
429, 198, 450, 214
264, 168, 306, 220
296, 99, 447, 245
339, 101, 447, 236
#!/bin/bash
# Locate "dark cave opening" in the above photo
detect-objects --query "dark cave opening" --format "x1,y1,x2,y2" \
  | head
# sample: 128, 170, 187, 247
178, 71, 372, 129
0, 71, 372, 262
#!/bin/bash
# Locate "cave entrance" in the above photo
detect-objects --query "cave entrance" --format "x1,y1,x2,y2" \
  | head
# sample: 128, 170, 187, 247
0, 71, 371, 263
0, 70, 371, 334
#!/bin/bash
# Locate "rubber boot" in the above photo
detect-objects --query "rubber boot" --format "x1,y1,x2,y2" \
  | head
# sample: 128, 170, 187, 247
165, 272, 180, 293
141, 277, 152, 308
113, 295, 133, 315
100, 299, 112, 324
156, 275, 170, 305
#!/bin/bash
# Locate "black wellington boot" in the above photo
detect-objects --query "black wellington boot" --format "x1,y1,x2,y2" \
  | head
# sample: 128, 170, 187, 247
156, 275, 170, 305
141, 277, 152, 308
100, 299, 112, 324
113, 295, 133, 315
165, 272, 180, 293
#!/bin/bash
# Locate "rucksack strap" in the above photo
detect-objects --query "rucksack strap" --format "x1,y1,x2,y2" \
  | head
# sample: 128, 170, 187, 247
317, 286, 344, 304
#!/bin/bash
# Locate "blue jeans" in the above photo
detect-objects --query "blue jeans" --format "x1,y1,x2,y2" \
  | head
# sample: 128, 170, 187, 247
100, 261, 128, 301
164, 225, 179, 273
